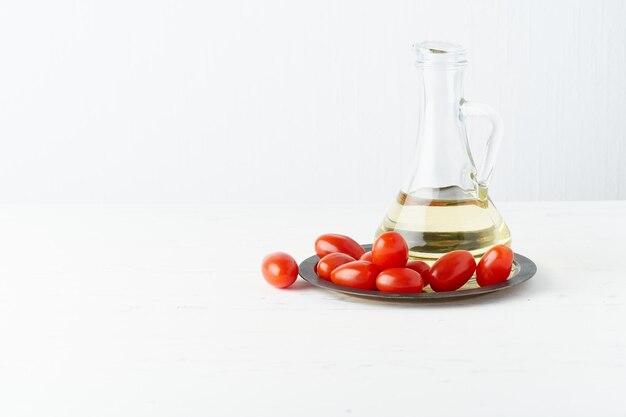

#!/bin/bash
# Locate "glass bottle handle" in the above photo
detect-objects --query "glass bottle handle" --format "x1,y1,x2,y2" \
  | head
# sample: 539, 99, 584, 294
460, 100, 504, 189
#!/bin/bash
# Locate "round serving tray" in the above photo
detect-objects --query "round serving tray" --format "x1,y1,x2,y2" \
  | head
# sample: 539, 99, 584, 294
298, 244, 536, 301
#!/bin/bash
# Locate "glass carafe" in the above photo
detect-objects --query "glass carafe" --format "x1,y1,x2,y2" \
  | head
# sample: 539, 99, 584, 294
376, 41, 511, 260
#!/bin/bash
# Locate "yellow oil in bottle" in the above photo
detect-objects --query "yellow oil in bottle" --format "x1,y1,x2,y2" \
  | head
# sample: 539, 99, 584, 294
376, 191, 511, 260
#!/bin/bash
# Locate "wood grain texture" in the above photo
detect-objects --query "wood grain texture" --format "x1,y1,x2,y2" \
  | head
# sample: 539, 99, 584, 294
0, 0, 624, 203
0, 203, 625, 416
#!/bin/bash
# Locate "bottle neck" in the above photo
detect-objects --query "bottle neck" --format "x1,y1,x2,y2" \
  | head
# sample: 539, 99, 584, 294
402, 65, 476, 200
420, 67, 464, 120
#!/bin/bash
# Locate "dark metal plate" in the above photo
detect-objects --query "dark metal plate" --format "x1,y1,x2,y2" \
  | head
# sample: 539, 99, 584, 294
298, 244, 536, 301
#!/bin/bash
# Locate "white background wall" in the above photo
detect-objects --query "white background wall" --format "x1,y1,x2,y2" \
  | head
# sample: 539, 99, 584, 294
0, 0, 624, 204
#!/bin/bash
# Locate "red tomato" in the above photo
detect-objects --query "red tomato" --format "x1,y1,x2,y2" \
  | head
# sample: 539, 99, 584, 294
330, 261, 378, 290
429, 251, 476, 292
476, 245, 514, 287
376, 268, 424, 293
315, 234, 365, 260
372, 232, 408, 270
261, 252, 298, 289
406, 260, 430, 287
359, 251, 372, 262
316, 253, 356, 280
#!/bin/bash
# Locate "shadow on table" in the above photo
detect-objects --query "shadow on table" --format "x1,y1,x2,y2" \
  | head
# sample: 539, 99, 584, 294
295, 272, 542, 308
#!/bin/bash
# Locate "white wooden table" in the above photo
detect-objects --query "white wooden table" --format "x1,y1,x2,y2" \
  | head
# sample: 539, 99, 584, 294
0, 202, 624, 416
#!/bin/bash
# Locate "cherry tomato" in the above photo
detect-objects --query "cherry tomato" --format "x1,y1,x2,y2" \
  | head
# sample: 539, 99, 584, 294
476, 245, 514, 287
316, 253, 356, 280
372, 232, 408, 270
429, 250, 476, 292
376, 268, 424, 293
315, 233, 365, 260
406, 260, 430, 287
261, 252, 298, 289
359, 251, 373, 262
330, 261, 378, 290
